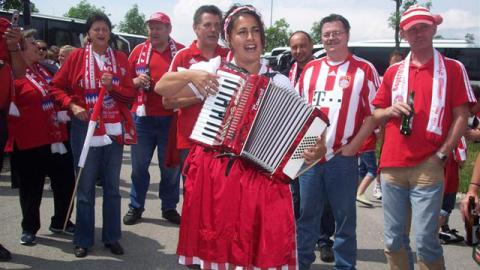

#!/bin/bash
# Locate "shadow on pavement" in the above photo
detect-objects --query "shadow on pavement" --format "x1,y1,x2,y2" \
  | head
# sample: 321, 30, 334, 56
0, 229, 179, 270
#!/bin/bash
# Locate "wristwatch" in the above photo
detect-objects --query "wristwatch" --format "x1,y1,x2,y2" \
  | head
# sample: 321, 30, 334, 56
436, 151, 447, 162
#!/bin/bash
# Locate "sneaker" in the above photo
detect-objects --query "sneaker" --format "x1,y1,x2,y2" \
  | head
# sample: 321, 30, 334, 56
319, 245, 334, 263
372, 182, 382, 200
123, 207, 142, 225
356, 194, 373, 207
20, 231, 36, 246
439, 227, 464, 244
162, 209, 181, 225
49, 221, 76, 236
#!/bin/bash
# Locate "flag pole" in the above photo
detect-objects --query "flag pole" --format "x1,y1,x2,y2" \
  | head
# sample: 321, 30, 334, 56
63, 86, 107, 231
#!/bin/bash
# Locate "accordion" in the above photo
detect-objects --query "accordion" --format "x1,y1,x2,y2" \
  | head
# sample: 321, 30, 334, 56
190, 64, 329, 180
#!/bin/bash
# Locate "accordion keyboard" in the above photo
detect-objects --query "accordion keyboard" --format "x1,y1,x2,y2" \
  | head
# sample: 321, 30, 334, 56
190, 70, 246, 145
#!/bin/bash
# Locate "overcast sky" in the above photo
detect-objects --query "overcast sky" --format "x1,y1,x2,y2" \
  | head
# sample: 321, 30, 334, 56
33, 0, 480, 46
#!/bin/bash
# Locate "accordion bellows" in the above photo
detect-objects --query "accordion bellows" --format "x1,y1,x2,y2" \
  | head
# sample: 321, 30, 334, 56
190, 64, 329, 181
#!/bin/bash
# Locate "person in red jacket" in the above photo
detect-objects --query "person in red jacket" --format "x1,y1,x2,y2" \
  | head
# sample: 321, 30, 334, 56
50, 12, 136, 258
4, 28, 76, 246
0, 16, 14, 263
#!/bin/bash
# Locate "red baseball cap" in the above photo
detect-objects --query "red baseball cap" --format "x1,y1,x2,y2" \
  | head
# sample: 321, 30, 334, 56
146, 12, 171, 25
400, 4, 442, 31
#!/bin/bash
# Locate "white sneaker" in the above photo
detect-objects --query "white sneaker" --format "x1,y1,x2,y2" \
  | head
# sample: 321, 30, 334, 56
356, 194, 373, 207
372, 182, 382, 200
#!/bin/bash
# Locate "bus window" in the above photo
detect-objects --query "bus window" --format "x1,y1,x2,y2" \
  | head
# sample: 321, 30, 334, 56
49, 28, 72, 47
110, 35, 130, 55
447, 48, 480, 82
350, 47, 393, 76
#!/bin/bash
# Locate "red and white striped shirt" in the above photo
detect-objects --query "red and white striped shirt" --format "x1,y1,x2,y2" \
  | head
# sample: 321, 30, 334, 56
296, 54, 380, 161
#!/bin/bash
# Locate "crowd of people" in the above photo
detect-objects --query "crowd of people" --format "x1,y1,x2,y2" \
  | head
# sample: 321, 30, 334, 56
0, 3, 479, 270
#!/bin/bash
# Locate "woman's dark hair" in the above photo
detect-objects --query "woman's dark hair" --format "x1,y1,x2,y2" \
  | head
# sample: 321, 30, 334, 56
221, 4, 265, 48
85, 11, 112, 33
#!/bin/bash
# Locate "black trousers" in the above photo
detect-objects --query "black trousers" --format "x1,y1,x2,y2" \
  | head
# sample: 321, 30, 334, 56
11, 143, 75, 234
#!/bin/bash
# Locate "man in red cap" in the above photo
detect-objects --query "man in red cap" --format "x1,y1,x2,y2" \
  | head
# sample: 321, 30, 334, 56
373, 4, 475, 269
123, 11, 185, 225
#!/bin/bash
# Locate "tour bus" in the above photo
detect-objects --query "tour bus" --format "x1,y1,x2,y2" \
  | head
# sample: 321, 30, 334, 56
0, 10, 147, 54
272, 39, 480, 87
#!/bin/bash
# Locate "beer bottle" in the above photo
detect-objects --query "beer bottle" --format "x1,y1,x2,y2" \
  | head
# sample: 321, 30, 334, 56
400, 91, 414, 136
143, 66, 151, 92
465, 196, 480, 246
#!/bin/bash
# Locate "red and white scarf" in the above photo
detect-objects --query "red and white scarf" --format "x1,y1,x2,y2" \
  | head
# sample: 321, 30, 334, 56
135, 38, 179, 116
83, 43, 122, 146
391, 49, 446, 144
25, 66, 67, 154
35, 63, 71, 123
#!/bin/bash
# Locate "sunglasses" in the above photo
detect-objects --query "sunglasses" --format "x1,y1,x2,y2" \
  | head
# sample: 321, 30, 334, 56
38, 47, 47, 51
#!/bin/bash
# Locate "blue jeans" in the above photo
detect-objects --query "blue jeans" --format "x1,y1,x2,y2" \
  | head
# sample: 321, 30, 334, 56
440, 192, 456, 226
358, 151, 377, 179
291, 180, 335, 247
381, 159, 445, 269
129, 115, 181, 211
70, 118, 123, 247
297, 155, 358, 270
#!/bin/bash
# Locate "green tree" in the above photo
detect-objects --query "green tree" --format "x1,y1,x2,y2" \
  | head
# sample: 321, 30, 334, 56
265, 18, 291, 52
64, 0, 108, 20
465, 33, 475, 44
1, 0, 39, 12
388, 0, 432, 49
117, 4, 147, 35
310, 20, 322, 44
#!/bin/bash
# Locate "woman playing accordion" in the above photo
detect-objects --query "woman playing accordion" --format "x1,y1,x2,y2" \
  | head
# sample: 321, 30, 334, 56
156, 4, 326, 269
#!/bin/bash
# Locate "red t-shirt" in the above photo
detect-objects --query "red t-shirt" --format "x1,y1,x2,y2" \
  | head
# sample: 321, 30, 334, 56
169, 41, 229, 149
296, 54, 381, 161
7, 78, 68, 151
128, 41, 185, 116
373, 56, 475, 168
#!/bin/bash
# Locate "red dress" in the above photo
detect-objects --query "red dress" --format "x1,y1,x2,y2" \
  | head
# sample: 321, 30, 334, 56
177, 145, 297, 270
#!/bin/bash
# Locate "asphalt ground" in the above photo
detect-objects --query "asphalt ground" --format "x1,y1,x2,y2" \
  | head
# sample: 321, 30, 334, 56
0, 147, 478, 270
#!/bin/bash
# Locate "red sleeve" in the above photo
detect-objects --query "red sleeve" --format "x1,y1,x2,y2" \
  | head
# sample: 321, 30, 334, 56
169, 50, 186, 72
372, 65, 398, 109
448, 59, 476, 108
363, 62, 381, 115
109, 51, 136, 105
50, 49, 82, 108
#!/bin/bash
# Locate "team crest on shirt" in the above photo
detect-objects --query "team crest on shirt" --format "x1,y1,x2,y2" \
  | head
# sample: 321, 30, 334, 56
103, 94, 115, 109
339, 75, 351, 89
394, 94, 404, 103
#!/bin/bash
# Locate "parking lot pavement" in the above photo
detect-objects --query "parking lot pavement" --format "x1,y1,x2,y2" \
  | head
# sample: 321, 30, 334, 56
0, 148, 477, 269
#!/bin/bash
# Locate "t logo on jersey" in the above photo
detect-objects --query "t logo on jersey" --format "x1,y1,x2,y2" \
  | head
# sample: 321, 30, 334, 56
312, 89, 343, 109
